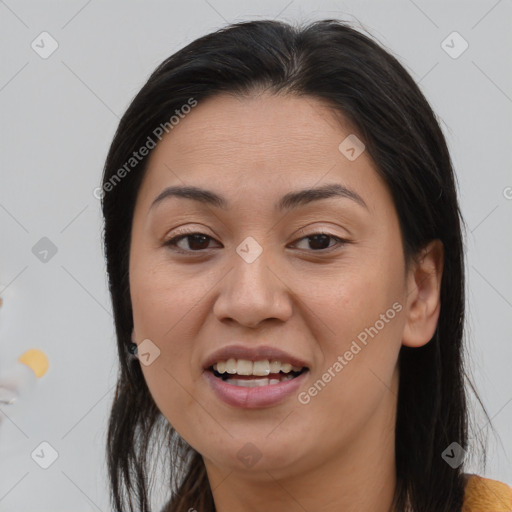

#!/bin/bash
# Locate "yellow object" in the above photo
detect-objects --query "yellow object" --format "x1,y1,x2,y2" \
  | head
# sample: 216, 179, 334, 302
18, 349, 49, 378
463, 474, 512, 511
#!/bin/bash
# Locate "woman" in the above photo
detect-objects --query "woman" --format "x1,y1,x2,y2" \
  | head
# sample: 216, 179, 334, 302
100, 19, 512, 512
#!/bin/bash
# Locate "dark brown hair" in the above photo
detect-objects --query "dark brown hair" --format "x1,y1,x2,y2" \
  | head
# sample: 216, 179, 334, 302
101, 18, 494, 512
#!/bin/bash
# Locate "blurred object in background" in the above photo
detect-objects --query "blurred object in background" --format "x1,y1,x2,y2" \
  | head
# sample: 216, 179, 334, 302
0, 349, 49, 405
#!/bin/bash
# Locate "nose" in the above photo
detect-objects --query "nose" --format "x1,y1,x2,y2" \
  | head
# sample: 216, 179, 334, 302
212, 246, 293, 329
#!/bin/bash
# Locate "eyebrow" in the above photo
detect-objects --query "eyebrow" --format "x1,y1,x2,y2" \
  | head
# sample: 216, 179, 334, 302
149, 183, 368, 213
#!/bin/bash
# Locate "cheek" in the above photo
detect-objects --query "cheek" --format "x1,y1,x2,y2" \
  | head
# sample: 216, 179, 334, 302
140, 357, 203, 450
298, 274, 403, 441
130, 254, 202, 339
130, 257, 204, 417
320, 252, 403, 343
311, 242, 405, 394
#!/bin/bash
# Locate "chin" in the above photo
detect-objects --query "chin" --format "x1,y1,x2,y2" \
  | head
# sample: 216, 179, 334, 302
205, 437, 307, 475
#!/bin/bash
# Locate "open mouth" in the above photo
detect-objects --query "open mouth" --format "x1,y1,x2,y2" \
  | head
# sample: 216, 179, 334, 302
208, 366, 308, 387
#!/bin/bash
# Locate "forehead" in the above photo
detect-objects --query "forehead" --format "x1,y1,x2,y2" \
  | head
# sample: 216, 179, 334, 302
137, 92, 385, 213
151, 92, 354, 162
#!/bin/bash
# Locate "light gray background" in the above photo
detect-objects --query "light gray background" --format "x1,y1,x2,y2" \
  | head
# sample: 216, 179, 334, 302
0, 1, 511, 511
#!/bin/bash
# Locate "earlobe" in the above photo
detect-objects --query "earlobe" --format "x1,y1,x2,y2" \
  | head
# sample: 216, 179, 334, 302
402, 239, 444, 348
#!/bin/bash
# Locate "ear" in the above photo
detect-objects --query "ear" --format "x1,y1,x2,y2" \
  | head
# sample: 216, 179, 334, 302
402, 239, 444, 348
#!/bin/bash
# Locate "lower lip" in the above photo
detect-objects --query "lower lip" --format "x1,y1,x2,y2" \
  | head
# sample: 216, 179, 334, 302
203, 370, 308, 409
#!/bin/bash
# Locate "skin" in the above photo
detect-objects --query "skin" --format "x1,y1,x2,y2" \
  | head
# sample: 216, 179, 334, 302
129, 91, 443, 512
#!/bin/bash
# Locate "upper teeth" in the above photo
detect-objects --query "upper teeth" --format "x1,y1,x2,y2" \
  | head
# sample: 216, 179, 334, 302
213, 359, 304, 376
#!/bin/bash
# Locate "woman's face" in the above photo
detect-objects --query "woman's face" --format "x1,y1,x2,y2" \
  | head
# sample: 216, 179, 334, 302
129, 92, 415, 478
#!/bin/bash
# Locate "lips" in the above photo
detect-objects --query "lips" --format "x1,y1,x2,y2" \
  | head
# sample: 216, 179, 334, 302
203, 367, 309, 408
202, 344, 310, 371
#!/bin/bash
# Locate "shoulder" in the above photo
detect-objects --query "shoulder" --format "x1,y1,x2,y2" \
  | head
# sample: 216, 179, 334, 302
463, 473, 512, 511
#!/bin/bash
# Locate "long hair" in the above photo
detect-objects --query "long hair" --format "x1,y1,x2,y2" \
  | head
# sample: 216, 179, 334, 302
101, 19, 494, 512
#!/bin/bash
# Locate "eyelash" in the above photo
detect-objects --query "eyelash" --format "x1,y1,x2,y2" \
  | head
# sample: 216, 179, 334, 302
163, 229, 348, 254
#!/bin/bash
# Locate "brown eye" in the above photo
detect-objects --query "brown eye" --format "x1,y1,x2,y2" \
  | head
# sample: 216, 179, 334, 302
165, 233, 217, 252
292, 233, 346, 251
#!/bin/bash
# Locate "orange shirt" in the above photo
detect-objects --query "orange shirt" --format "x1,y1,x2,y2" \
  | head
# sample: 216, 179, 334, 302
160, 473, 512, 511
463, 474, 512, 511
